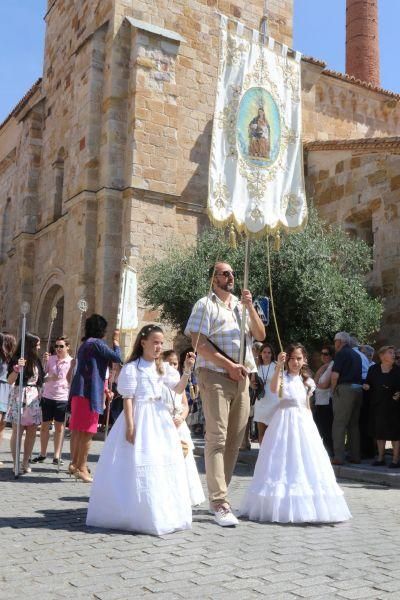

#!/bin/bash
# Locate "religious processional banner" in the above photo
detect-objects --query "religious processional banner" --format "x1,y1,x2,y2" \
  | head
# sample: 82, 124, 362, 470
208, 16, 307, 236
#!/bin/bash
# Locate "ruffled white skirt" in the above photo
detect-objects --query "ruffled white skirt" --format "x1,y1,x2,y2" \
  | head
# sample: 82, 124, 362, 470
240, 404, 352, 523
177, 421, 205, 506
86, 399, 192, 536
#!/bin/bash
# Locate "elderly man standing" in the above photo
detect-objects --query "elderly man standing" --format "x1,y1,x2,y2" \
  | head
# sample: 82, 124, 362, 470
185, 262, 265, 526
331, 331, 363, 465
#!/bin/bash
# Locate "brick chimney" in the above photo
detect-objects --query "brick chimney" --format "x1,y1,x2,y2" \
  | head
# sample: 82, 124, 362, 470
346, 0, 380, 87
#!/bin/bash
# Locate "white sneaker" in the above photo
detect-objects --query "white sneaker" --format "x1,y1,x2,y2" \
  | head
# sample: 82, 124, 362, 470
213, 505, 239, 527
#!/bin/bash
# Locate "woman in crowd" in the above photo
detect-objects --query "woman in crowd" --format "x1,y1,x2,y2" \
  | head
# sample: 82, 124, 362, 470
313, 345, 334, 456
69, 314, 121, 482
7, 333, 44, 474
240, 343, 351, 523
86, 325, 195, 536
162, 349, 205, 506
252, 343, 278, 445
0, 332, 16, 465
364, 346, 400, 467
32, 336, 73, 466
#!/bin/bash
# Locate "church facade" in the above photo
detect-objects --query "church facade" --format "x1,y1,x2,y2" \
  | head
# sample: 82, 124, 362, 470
0, 0, 399, 349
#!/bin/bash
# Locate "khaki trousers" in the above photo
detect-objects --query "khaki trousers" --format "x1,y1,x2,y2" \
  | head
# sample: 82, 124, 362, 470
332, 383, 362, 462
197, 368, 250, 505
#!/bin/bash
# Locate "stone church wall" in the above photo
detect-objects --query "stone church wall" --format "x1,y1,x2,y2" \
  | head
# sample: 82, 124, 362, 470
307, 147, 400, 345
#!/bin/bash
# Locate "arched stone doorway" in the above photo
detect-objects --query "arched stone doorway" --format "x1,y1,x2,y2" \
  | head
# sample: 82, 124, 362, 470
38, 285, 64, 351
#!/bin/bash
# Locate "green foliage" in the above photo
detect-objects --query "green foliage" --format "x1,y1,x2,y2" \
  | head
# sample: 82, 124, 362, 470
141, 206, 383, 350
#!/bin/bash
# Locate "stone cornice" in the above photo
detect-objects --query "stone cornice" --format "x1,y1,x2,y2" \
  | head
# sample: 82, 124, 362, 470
305, 137, 400, 154
321, 69, 400, 100
0, 78, 42, 132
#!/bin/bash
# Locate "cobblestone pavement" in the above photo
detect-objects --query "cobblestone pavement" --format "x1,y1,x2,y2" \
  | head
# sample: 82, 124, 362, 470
1, 437, 400, 600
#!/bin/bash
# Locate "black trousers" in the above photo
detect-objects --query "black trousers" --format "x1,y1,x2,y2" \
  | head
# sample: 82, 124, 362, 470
314, 400, 334, 457
359, 390, 376, 459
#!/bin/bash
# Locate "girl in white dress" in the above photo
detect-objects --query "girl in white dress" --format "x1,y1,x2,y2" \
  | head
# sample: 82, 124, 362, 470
162, 350, 205, 507
241, 343, 351, 524
252, 343, 279, 444
86, 325, 195, 536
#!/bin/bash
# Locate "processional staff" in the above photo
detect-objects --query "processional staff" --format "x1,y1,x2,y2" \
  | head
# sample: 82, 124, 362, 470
46, 306, 58, 355
57, 298, 88, 473
14, 301, 30, 479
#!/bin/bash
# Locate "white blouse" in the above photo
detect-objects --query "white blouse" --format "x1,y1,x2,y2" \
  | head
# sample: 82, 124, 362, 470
117, 359, 180, 401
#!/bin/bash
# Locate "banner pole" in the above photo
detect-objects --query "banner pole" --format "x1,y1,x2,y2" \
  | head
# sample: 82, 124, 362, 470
239, 237, 250, 366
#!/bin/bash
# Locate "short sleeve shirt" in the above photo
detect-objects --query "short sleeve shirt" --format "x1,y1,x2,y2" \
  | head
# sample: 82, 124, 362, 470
184, 293, 256, 374
42, 354, 73, 402
332, 345, 362, 385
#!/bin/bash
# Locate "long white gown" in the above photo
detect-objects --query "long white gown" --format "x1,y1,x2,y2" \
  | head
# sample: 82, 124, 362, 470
240, 372, 352, 523
86, 358, 192, 536
162, 383, 205, 506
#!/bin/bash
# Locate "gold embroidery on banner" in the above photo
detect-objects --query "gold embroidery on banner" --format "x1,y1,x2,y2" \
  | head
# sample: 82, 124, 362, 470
282, 193, 305, 217
226, 34, 249, 66
217, 84, 241, 159
212, 178, 230, 211
278, 56, 301, 102
209, 22, 306, 233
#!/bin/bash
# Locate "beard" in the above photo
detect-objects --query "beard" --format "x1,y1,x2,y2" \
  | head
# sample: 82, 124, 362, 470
217, 281, 234, 292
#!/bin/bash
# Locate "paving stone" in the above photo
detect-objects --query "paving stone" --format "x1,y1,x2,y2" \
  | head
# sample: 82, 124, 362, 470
336, 588, 379, 599
2, 438, 400, 599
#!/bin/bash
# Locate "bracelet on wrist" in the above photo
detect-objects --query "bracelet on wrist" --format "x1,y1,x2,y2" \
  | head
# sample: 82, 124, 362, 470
183, 370, 191, 376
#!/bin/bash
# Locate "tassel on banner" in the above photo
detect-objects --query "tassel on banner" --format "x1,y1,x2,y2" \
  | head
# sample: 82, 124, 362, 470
274, 230, 281, 251
229, 223, 237, 249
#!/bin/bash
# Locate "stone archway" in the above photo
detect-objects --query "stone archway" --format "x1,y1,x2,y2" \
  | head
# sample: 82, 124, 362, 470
38, 284, 64, 351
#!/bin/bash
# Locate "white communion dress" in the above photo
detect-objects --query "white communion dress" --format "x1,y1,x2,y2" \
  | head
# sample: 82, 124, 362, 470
86, 358, 192, 536
241, 372, 352, 524
162, 381, 205, 507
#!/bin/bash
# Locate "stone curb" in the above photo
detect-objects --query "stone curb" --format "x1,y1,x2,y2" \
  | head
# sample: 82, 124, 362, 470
193, 443, 400, 488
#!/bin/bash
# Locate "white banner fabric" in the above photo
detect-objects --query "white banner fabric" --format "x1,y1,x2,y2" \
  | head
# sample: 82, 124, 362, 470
117, 265, 138, 331
208, 17, 307, 236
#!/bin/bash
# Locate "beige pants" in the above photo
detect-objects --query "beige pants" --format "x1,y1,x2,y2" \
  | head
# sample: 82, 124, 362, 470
332, 383, 363, 462
197, 368, 250, 505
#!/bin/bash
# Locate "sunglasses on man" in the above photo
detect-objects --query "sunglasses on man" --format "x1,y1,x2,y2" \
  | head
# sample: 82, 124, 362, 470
216, 270, 235, 278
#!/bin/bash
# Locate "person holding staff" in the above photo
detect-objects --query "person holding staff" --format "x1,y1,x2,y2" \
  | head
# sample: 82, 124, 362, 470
7, 333, 44, 474
185, 261, 265, 527
240, 344, 351, 524
86, 325, 194, 536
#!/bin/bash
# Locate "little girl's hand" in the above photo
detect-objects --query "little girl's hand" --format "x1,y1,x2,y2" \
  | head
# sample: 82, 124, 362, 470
126, 425, 135, 445
277, 352, 286, 367
184, 352, 196, 371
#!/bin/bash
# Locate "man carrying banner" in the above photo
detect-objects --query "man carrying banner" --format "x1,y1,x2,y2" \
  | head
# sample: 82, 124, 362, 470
185, 262, 265, 526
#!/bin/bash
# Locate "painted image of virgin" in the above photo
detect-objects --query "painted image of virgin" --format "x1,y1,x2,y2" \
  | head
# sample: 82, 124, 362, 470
248, 107, 270, 159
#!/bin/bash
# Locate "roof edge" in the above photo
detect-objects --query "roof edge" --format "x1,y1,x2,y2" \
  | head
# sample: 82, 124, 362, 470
0, 78, 42, 132
305, 136, 400, 153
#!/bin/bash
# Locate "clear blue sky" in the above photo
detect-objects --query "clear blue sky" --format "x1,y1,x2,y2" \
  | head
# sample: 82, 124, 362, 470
0, 0, 399, 122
